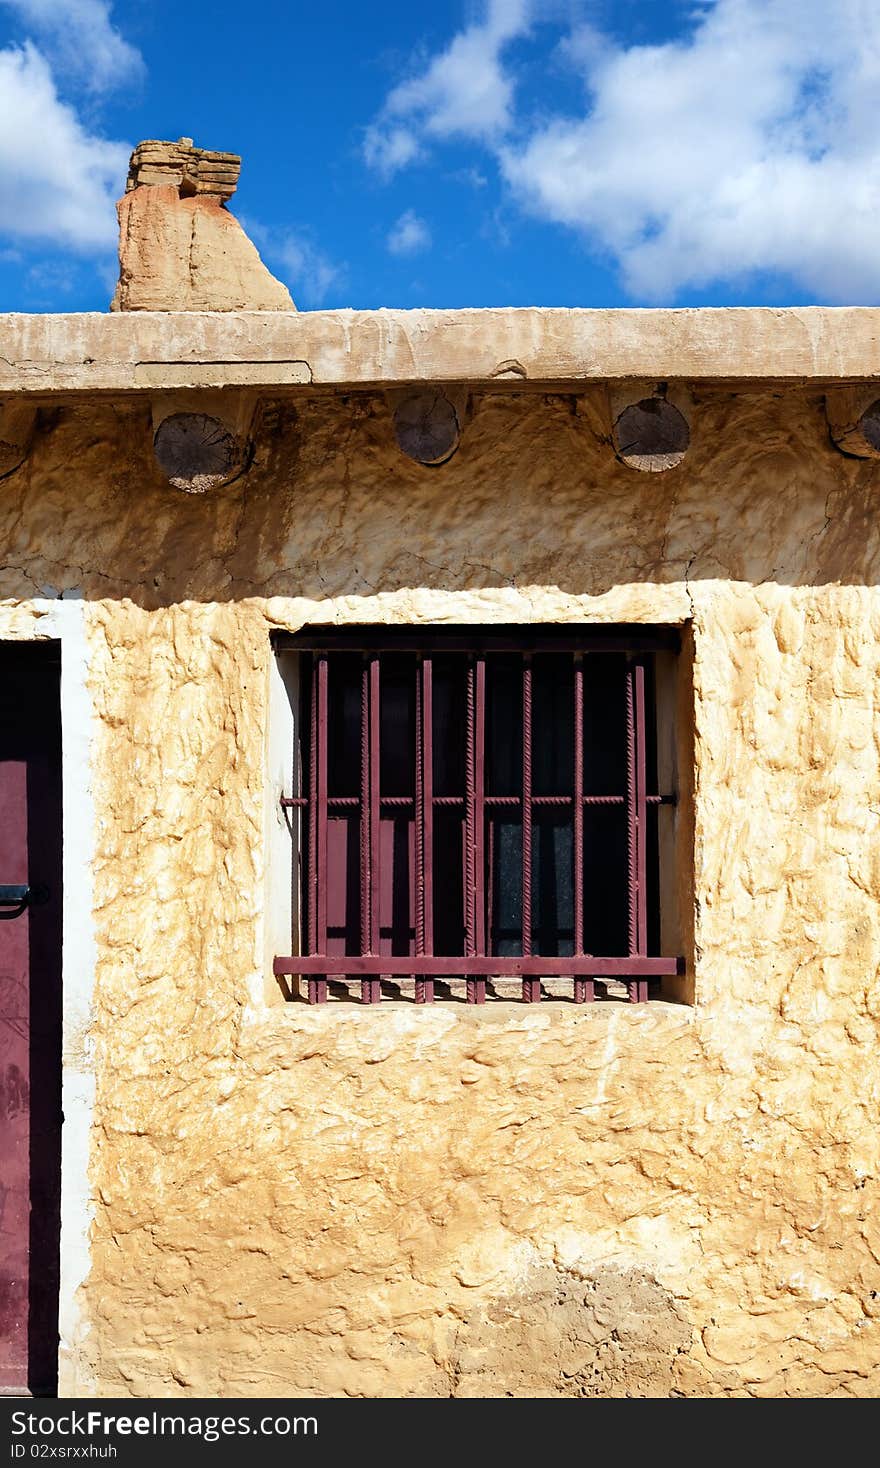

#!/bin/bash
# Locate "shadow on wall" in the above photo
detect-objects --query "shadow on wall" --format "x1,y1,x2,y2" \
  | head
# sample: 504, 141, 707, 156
0, 384, 878, 611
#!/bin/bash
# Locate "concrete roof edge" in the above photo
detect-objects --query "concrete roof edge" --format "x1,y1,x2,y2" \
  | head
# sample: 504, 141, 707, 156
2, 306, 880, 394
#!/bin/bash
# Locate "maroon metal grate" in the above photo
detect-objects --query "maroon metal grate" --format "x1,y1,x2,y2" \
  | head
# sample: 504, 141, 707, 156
274, 630, 682, 1004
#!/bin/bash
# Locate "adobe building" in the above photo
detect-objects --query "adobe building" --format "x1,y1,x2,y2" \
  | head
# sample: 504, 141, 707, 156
1, 140, 879, 1398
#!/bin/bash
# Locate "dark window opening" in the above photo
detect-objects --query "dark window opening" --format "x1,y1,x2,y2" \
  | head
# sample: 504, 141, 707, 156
274, 627, 683, 1004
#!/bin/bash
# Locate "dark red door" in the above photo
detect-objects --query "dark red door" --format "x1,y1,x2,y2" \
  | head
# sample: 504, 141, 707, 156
0, 644, 62, 1396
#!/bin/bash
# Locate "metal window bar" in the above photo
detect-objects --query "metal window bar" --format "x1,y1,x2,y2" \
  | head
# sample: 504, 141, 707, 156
626, 659, 649, 1004
573, 654, 593, 1005
358, 658, 376, 1003
414, 656, 434, 1004
305, 653, 328, 1005
364, 654, 382, 1004
474, 658, 487, 969
278, 644, 681, 1003
522, 657, 539, 1004
464, 659, 488, 1004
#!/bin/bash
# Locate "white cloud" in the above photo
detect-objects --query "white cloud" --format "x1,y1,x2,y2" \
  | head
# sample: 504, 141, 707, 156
241, 217, 343, 306
0, 2, 139, 257
387, 209, 431, 256
364, 0, 532, 176
276, 235, 342, 305
365, 0, 880, 302
0, 0, 142, 91
25, 257, 78, 295
504, 0, 880, 301
363, 124, 421, 178
0, 43, 128, 250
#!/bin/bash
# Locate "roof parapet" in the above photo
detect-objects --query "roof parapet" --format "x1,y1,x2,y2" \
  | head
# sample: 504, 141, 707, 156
3, 307, 880, 395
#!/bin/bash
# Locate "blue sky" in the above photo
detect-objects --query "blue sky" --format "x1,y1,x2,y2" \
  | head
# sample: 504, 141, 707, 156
1, 0, 878, 313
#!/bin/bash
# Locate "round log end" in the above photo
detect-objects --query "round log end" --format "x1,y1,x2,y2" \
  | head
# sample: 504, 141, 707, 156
614, 398, 690, 472
393, 392, 461, 466
153, 412, 247, 493
858, 400, 880, 453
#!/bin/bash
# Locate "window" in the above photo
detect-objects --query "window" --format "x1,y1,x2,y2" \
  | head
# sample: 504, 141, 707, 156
273, 627, 683, 1004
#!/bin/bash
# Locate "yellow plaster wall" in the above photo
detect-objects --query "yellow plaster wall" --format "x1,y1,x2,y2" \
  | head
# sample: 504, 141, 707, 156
3, 384, 880, 1396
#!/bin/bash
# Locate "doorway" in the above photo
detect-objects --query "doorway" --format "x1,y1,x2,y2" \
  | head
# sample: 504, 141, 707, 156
0, 642, 62, 1395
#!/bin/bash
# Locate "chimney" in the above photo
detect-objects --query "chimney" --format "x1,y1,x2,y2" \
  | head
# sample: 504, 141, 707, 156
111, 138, 294, 312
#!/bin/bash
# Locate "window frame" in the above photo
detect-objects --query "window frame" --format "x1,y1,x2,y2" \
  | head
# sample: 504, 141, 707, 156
273, 626, 684, 1004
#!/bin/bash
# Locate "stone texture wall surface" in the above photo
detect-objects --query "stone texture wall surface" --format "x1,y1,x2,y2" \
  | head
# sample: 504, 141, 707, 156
2, 383, 880, 1396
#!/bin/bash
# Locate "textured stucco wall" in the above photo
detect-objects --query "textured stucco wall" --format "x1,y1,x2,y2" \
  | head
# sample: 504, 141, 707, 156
2, 382, 880, 1397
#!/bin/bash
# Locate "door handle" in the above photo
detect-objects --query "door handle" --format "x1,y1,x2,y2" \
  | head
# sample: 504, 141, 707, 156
0, 884, 50, 920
